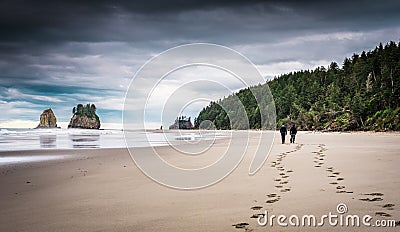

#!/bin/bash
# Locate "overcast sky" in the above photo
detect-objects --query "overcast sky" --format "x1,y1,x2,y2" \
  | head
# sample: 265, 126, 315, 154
0, 0, 399, 128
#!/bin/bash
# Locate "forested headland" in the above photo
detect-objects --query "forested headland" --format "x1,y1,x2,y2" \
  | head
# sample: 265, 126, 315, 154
195, 41, 400, 131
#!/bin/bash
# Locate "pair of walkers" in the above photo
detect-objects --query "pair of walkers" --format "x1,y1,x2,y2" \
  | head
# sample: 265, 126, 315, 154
280, 124, 297, 144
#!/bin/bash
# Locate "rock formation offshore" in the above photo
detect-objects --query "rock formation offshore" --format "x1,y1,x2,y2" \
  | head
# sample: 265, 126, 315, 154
36, 108, 58, 128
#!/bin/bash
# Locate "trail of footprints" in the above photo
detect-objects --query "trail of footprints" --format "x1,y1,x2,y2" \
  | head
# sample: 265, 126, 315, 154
232, 144, 304, 231
325, 166, 353, 194
359, 193, 396, 218
320, 146, 396, 220
312, 144, 327, 168
311, 145, 354, 195
232, 143, 398, 230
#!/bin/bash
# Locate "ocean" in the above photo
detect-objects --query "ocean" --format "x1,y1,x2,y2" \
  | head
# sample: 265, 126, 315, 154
0, 128, 227, 151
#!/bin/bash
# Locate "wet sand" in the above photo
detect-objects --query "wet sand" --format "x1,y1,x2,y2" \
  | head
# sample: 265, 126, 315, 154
0, 132, 399, 231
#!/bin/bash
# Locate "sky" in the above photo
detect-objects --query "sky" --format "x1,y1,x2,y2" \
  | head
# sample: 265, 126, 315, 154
0, 0, 399, 129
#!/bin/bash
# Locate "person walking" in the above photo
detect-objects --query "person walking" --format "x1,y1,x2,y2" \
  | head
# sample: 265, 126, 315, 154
290, 124, 297, 143
280, 125, 287, 144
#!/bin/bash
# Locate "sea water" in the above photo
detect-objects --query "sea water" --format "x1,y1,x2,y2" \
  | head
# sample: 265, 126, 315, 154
0, 128, 228, 165
0, 128, 228, 151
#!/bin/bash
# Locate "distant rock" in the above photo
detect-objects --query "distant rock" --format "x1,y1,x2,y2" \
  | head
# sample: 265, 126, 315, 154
36, 108, 58, 128
169, 116, 193, 129
68, 114, 100, 129
68, 104, 100, 129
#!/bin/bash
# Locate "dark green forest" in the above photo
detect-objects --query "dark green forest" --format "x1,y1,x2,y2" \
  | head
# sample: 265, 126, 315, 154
194, 41, 400, 131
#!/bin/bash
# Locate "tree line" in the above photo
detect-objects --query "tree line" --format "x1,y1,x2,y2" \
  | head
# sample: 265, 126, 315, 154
72, 103, 99, 119
195, 41, 400, 131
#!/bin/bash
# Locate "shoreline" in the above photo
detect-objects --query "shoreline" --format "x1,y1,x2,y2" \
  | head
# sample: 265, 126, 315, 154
0, 131, 399, 231
0, 130, 399, 153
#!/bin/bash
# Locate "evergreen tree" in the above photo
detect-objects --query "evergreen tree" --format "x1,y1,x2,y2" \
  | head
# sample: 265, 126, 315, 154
73, 103, 98, 119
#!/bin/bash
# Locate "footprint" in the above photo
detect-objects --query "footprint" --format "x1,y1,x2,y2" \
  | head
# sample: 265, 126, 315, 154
383, 204, 395, 210
330, 182, 338, 185
314, 165, 321, 168
250, 206, 263, 210
336, 190, 353, 194
275, 185, 283, 188
336, 186, 345, 190
282, 175, 289, 179
266, 193, 277, 198
251, 213, 265, 218
281, 188, 291, 192
279, 181, 288, 184
363, 193, 384, 196
232, 222, 249, 229
287, 170, 293, 173
266, 198, 280, 204
375, 212, 391, 217
337, 178, 344, 181
274, 178, 281, 182
359, 197, 383, 202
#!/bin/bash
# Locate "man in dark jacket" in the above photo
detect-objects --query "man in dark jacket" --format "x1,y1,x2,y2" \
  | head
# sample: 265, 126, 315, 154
290, 124, 297, 143
280, 125, 287, 144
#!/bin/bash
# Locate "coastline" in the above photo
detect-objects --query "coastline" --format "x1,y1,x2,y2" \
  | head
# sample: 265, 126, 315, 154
0, 131, 399, 231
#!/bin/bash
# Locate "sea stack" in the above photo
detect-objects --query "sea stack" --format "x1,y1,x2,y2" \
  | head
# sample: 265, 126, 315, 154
169, 116, 193, 129
36, 108, 58, 128
68, 104, 100, 129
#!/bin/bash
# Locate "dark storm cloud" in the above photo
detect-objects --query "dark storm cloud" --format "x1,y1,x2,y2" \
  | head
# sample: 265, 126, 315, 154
1, 0, 399, 44
0, 0, 262, 43
1, 0, 399, 73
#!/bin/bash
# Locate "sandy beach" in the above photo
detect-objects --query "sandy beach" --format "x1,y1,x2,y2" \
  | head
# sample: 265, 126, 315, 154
0, 131, 399, 231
